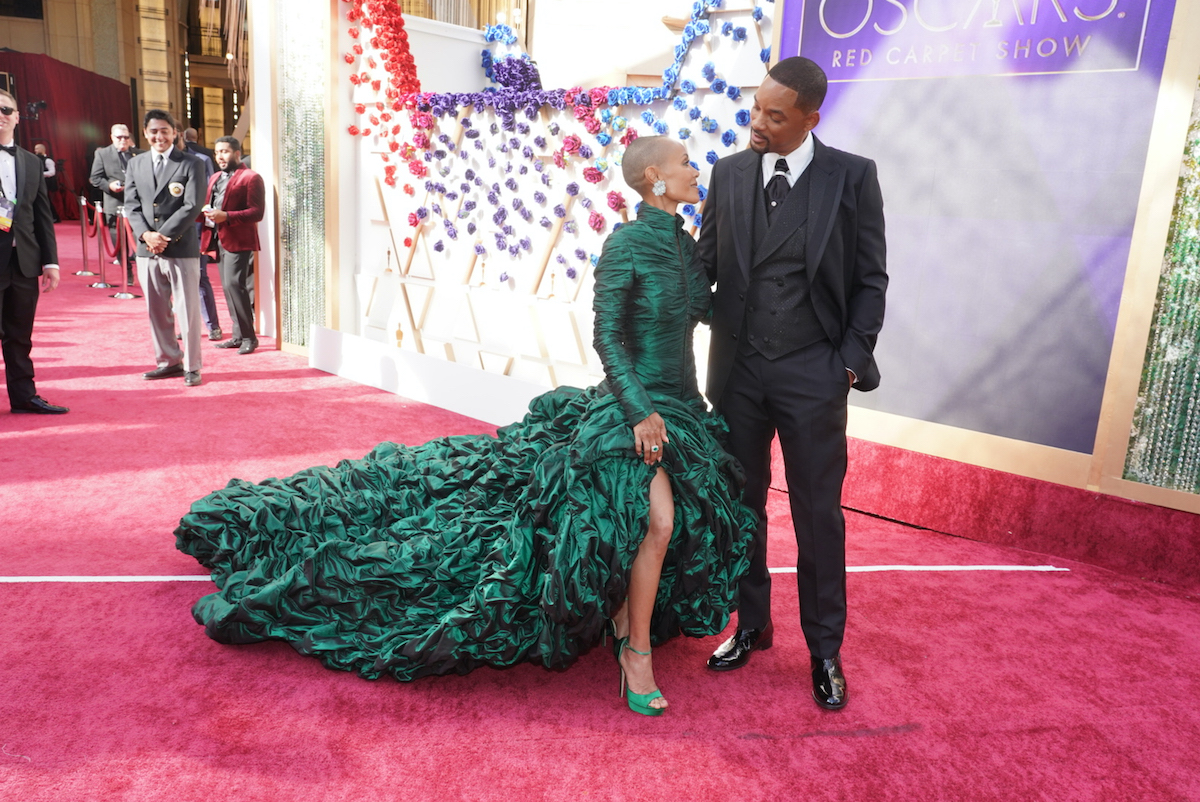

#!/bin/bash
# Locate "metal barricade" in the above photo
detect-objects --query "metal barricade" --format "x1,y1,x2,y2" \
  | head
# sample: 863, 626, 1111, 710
110, 207, 140, 300
74, 196, 96, 276
88, 201, 115, 289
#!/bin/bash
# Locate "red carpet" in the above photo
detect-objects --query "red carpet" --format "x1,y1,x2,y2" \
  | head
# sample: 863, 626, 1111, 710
2, 225, 1199, 800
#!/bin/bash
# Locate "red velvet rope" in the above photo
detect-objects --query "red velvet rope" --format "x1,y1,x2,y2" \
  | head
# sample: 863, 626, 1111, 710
80, 199, 100, 237
98, 217, 119, 258
123, 218, 138, 256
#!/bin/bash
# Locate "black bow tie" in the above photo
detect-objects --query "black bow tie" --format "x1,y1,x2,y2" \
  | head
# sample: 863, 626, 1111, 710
0, 144, 16, 156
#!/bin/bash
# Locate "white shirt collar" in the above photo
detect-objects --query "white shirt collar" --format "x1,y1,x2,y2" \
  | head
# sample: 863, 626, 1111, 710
760, 134, 816, 188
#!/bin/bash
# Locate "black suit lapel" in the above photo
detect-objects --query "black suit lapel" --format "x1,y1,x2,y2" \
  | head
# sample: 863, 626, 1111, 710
805, 138, 846, 283
731, 152, 757, 282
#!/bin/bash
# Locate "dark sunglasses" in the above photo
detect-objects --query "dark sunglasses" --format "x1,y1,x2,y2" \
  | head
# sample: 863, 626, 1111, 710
0, 106, 16, 116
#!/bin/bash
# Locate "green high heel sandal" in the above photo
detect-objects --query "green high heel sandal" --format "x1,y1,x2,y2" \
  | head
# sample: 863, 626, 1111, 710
618, 639, 665, 716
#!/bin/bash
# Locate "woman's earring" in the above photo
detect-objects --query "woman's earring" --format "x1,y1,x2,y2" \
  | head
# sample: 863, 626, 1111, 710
652, 179, 667, 197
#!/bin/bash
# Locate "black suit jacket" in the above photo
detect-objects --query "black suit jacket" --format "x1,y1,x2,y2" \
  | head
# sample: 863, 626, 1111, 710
123, 148, 204, 259
1, 146, 59, 277
697, 136, 887, 403
89, 144, 144, 216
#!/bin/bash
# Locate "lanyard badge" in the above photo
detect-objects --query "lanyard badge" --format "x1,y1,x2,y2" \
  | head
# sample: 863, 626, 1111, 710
0, 197, 14, 233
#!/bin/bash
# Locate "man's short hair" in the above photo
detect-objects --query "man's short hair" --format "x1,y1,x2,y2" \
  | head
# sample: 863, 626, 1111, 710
184, 127, 199, 142
143, 108, 177, 129
215, 136, 241, 153
111, 123, 130, 135
767, 57, 828, 113
0, 88, 16, 107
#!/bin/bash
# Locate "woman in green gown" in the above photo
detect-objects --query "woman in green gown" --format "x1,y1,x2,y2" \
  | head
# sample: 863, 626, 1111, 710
175, 137, 756, 715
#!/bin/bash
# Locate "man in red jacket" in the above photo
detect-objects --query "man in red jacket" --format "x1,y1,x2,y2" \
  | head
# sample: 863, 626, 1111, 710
203, 136, 264, 354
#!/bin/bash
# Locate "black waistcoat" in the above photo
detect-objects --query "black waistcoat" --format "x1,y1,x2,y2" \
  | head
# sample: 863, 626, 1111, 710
740, 163, 827, 359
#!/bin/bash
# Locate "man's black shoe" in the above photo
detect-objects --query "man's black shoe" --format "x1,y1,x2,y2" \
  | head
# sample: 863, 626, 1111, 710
142, 364, 185, 380
11, 395, 69, 414
812, 655, 848, 710
707, 622, 774, 671
215, 339, 242, 349
238, 340, 258, 355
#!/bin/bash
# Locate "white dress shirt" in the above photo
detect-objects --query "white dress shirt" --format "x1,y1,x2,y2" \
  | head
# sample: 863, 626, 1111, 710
759, 133, 816, 188
0, 144, 60, 271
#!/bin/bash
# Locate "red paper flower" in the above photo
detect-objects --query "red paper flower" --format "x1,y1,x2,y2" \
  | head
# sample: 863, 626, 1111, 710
371, 80, 381, 91
582, 167, 604, 184
553, 151, 566, 169
344, 53, 356, 64
347, 125, 361, 135
588, 87, 609, 107
348, 27, 360, 38
573, 105, 593, 122
582, 117, 601, 135
403, 237, 413, 247
408, 212, 420, 227
403, 184, 415, 196
360, 127, 372, 136
606, 191, 626, 212
588, 210, 606, 232
408, 160, 427, 178
384, 175, 396, 187
620, 128, 639, 146
562, 135, 582, 154
389, 140, 400, 152
369, 114, 379, 125
412, 132, 429, 149
353, 44, 363, 55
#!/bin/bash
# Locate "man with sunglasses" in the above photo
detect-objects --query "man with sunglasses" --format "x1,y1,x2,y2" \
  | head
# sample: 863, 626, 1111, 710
89, 124, 142, 283
0, 89, 68, 414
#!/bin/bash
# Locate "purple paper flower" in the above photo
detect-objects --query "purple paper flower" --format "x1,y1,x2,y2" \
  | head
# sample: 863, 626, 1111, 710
579, 145, 593, 159
474, 244, 486, 256
566, 266, 577, 279
566, 183, 579, 196
540, 217, 552, 228
434, 240, 445, 252
520, 237, 532, 251
416, 207, 429, 219
574, 248, 587, 261
468, 222, 477, 234
503, 224, 515, 236
534, 136, 547, 148
499, 271, 510, 281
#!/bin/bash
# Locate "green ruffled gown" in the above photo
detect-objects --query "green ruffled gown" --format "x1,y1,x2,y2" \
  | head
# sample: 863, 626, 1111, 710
176, 205, 756, 681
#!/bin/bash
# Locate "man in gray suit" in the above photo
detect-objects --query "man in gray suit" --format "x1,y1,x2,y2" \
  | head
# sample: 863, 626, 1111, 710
124, 110, 206, 387
89, 124, 141, 283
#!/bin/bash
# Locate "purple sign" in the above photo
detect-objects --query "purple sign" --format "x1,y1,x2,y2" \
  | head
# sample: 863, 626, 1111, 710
782, 0, 1154, 81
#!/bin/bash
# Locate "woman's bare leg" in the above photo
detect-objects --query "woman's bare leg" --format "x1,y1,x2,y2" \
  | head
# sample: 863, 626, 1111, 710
618, 467, 674, 709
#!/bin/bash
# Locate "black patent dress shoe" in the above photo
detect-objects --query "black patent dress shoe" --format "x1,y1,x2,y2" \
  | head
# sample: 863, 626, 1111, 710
812, 655, 848, 710
238, 340, 258, 355
142, 364, 185, 380
707, 622, 774, 671
11, 395, 69, 414
215, 339, 242, 349
184, 371, 202, 387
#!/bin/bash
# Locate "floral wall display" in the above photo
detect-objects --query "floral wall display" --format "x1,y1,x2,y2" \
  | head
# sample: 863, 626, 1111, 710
1125, 76, 1200, 494
338, 0, 774, 388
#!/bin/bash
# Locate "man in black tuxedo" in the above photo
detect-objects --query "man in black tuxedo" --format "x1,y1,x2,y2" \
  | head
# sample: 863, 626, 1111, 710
697, 57, 887, 709
0, 89, 68, 414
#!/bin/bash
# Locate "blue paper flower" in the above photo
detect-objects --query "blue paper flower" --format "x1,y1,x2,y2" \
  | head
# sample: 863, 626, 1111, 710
760, 47, 771, 63
733, 26, 747, 42
727, 86, 741, 100
641, 110, 657, 126
753, 7, 763, 21
697, 185, 707, 200
693, 213, 703, 227
689, 107, 702, 120
678, 127, 692, 140
711, 79, 727, 94
682, 204, 696, 216
673, 97, 688, 111
721, 21, 733, 36
702, 62, 716, 81
722, 129, 736, 146
654, 121, 669, 135
701, 117, 718, 133
681, 80, 696, 94
597, 132, 612, 146
735, 109, 751, 126
706, 150, 719, 164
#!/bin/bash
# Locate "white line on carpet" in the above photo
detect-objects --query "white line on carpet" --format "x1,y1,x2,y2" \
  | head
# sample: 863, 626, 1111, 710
0, 565, 1069, 583
772, 565, 1070, 573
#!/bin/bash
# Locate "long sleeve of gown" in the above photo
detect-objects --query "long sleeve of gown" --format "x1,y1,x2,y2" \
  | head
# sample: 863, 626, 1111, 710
592, 236, 657, 426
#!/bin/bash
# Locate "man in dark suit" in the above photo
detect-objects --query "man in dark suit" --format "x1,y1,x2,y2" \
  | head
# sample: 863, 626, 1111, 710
89, 124, 142, 282
0, 89, 68, 414
203, 136, 264, 354
182, 128, 215, 165
697, 57, 887, 710
124, 109, 206, 387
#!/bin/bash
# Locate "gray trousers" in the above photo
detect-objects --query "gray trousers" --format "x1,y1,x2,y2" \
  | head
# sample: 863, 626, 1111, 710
138, 255, 202, 373
216, 243, 255, 344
